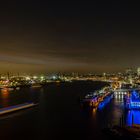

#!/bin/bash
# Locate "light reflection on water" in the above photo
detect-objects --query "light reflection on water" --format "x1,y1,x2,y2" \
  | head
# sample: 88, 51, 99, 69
0, 82, 140, 140
92, 108, 97, 120
90, 93, 140, 127
112, 93, 140, 126
0, 89, 10, 107
126, 110, 140, 126
0, 87, 40, 108
114, 94, 124, 102
1, 89, 10, 98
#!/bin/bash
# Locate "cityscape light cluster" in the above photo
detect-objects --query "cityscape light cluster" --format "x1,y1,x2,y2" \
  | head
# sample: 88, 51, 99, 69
0, 67, 140, 89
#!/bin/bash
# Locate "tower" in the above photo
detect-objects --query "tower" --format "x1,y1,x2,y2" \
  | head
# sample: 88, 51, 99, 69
137, 67, 140, 76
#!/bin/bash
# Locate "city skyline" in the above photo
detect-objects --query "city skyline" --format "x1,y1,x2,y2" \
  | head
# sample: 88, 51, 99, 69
0, 1, 140, 73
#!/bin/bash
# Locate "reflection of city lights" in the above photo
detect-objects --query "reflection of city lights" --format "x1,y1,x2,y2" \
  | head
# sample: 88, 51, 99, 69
1, 89, 9, 98
126, 110, 140, 126
1, 88, 9, 107
118, 95, 120, 99
92, 108, 97, 113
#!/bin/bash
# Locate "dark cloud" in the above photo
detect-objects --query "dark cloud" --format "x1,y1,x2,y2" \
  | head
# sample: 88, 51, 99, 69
0, 1, 140, 73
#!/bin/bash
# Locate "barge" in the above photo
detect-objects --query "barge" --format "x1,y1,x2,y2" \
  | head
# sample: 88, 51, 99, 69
0, 102, 38, 115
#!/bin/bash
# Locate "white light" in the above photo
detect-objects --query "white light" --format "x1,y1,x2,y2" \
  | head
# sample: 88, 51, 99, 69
52, 76, 56, 79
40, 76, 45, 80
33, 76, 37, 79
26, 77, 30, 80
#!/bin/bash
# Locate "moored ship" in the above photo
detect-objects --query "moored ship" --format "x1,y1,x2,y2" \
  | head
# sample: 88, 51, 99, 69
82, 86, 113, 109
0, 102, 38, 115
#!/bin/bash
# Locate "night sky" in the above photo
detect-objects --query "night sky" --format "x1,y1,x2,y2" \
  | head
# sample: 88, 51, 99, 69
0, 1, 140, 73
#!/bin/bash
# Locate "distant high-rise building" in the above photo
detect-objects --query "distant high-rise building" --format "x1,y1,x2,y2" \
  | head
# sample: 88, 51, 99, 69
137, 67, 140, 76
125, 68, 135, 84
125, 68, 134, 76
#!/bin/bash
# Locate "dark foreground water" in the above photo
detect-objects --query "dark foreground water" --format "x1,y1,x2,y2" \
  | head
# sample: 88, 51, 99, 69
0, 81, 139, 140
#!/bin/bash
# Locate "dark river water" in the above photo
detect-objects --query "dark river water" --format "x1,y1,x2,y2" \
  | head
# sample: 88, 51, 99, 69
0, 81, 140, 140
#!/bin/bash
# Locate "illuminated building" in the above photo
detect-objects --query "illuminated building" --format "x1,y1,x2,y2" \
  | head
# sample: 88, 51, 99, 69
125, 90, 140, 109
137, 67, 140, 76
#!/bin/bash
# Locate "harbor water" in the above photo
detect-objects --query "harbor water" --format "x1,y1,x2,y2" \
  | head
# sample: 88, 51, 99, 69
0, 81, 139, 140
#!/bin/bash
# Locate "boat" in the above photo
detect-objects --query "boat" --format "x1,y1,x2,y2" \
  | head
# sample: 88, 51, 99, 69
0, 102, 38, 115
98, 92, 113, 109
82, 87, 113, 109
81, 90, 100, 108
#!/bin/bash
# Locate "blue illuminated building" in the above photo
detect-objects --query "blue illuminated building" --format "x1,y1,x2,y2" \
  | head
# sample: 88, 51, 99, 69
125, 90, 140, 109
